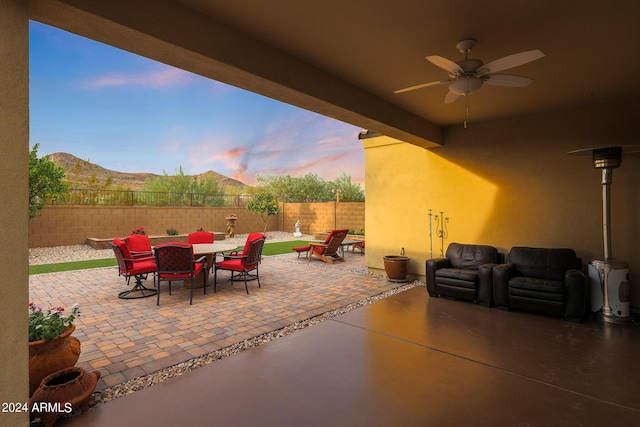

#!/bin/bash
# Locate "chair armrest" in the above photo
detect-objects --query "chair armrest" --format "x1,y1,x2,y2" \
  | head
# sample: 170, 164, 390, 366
130, 250, 152, 255
193, 255, 207, 272
308, 242, 328, 249
564, 269, 587, 320
130, 250, 154, 260
126, 254, 155, 263
492, 264, 517, 308
478, 263, 497, 307
425, 257, 450, 295
222, 250, 241, 261
220, 254, 247, 261
308, 242, 328, 255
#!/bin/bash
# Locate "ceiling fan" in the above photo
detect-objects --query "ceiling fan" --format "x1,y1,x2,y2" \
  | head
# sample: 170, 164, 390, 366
395, 39, 544, 127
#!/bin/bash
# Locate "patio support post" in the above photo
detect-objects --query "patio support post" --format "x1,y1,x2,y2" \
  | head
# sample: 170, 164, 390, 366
0, 0, 30, 423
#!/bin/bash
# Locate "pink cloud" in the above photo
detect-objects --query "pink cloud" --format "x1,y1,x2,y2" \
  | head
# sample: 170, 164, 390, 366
253, 152, 350, 178
208, 147, 247, 161
85, 67, 192, 88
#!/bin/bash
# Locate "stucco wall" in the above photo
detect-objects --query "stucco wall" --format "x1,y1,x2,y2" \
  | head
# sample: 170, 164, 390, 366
0, 0, 29, 418
363, 96, 640, 310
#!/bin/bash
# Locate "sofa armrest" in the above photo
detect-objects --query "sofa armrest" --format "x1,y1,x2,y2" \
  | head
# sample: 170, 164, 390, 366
426, 257, 450, 296
564, 269, 587, 321
493, 264, 518, 308
478, 263, 497, 307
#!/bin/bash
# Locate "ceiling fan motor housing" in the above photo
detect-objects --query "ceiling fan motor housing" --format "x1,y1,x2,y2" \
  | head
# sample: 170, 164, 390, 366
448, 59, 484, 95
449, 76, 484, 95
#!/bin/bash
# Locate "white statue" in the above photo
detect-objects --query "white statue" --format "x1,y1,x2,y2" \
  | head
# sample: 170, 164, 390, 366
293, 220, 302, 237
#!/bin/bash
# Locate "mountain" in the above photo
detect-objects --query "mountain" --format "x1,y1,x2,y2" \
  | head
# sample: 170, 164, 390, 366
48, 152, 248, 191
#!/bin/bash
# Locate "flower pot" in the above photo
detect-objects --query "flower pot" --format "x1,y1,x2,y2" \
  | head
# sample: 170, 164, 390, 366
29, 325, 81, 397
383, 255, 411, 282
29, 366, 100, 427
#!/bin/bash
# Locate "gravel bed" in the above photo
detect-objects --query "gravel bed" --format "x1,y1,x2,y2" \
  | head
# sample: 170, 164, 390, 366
28, 231, 315, 265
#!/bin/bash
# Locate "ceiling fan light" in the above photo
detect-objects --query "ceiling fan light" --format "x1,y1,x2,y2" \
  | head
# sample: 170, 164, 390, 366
449, 76, 484, 95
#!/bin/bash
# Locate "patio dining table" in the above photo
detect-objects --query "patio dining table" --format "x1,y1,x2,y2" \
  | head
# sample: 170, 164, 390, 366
190, 242, 238, 288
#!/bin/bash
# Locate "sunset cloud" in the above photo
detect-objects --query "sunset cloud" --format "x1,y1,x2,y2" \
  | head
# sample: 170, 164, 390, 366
85, 67, 193, 88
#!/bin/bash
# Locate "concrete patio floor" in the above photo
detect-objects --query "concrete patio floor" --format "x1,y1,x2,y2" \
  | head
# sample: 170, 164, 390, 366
28, 251, 640, 426
29, 251, 403, 393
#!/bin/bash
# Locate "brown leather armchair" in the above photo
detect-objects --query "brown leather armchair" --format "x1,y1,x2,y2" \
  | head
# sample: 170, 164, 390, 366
426, 243, 501, 307
493, 247, 588, 322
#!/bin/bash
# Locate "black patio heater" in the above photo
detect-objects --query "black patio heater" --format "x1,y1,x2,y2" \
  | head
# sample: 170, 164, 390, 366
568, 145, 638, 322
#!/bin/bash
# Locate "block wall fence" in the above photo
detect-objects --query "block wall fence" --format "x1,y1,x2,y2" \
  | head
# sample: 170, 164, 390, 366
28, 202, 365, 248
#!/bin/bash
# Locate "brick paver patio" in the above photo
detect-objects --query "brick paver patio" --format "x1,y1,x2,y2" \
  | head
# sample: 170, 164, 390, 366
29, 252, 408, 391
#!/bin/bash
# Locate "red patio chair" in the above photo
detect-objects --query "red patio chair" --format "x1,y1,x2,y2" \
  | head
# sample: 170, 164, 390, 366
126, 233, 154, 260
188, 231, 214, 244
154, 243, 208, 305
292, 229, 349, 264
213, 233, 266, 294
110, 238, 157, 299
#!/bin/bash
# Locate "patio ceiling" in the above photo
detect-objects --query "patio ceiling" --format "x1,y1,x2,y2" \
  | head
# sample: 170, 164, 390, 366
30, 0, 640, 147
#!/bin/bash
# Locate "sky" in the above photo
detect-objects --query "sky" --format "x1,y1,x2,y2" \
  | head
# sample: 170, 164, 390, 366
29, 22, 365, 186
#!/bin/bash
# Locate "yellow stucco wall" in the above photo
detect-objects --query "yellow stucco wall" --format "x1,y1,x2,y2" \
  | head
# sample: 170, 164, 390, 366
0, 0, 29, 422
364, 96, 640, 310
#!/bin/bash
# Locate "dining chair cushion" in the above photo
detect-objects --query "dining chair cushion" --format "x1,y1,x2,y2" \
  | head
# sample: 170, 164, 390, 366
128, 260, 158, 276
126, 234, 153, 259
158, 262, 203, 280
240, 233, 266, 256
216, 258, 245, 271
188, 231, 214, 244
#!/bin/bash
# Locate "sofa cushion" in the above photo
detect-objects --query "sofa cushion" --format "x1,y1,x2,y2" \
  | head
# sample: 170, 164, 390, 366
509, 277, 565, 303
508, 247, 578, 281
436, 268, 479, 282
509, 276, 565, 294
446, 243, 499, 270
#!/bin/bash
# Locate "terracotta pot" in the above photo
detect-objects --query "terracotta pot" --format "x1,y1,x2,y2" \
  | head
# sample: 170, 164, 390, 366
29, 325, 81, 396
29, 366, 100, 427
383, 255, 411, 282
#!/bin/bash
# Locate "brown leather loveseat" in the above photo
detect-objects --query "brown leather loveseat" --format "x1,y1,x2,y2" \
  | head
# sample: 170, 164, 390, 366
426, 243, 501, 307
493, 247, 588, 322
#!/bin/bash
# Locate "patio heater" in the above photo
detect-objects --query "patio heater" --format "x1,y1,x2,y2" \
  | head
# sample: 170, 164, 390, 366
568, 145, 638, 322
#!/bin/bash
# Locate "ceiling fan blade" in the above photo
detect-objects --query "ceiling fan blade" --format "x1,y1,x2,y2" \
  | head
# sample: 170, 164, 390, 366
444, 91, 461, 104
394, 80, 448, 94
426, 55, 464, 76
476, 50, 544, 75
484, 74, 533, 87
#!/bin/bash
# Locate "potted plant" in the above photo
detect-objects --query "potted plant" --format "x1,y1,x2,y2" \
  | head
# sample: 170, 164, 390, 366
28, 303, 81, 396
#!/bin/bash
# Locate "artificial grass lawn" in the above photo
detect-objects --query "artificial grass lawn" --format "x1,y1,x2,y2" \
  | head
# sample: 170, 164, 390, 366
29, 240, 310, 275
260, 240, 308, 256
29, 258, 118, 275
